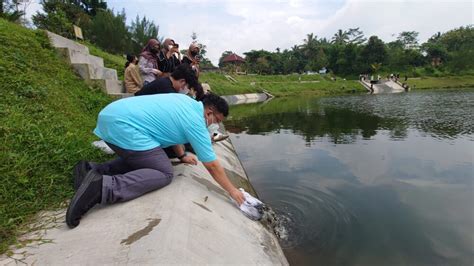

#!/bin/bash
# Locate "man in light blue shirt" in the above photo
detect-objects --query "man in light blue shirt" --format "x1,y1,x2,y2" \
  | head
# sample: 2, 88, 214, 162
66, 93, 245, 228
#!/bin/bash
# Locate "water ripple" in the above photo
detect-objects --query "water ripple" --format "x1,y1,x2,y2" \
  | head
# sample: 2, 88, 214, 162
267, 184, 357, 250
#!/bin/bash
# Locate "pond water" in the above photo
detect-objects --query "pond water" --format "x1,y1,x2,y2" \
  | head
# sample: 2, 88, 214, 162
225, 89, 474, 266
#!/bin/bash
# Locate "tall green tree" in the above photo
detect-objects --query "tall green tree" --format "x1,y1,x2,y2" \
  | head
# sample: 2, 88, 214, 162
33, 0, 91, 38
72, 0, 107, 16
0, 0, 24, 22
347, 27, 366, 45
89, 9, 131, 54
360, 36, 387, 72
397, 31, 419, 49
129, 15, 159, 54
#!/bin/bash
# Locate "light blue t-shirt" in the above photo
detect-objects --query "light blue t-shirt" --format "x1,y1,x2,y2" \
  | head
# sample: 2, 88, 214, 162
93, 94, 216, 162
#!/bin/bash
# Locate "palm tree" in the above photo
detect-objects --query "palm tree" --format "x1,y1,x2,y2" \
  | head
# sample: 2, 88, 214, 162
302, 33, 319, 57
303, 33, 317, 46
331, 29, 349, 45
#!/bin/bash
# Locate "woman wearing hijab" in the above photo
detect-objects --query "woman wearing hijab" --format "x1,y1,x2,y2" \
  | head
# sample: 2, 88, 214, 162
138, 39, 162, 85
124, 54, 143, 93
157, 38, 181, 77
182, 43, 201, 78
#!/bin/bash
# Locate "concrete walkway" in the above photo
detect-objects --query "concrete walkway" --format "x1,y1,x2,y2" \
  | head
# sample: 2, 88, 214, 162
0, 137, 288, 265
360, 79, 406, 94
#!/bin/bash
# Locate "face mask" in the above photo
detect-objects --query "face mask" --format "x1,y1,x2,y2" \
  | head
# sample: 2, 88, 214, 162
208, 123, 219, 135
151, 45, 159, 53
190, 51, 198, 56
168, 45, 174, 50
207, 113, 220, 134
179, 87, 190, 95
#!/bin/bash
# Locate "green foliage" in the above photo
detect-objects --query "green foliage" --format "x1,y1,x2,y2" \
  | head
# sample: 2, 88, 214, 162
218, 50, 234, 68
0, 19, 112, 253
129, 15, 159, 54
239, 26, 473, 77
331, 29, 349, 45
89, 9, 130, 54
32, 0, 92, 39
360, 36, 387, 71
0, 0, 23, 23
76, 0, 107, 16
397, 31, 419, 49
33, 1, 160, 57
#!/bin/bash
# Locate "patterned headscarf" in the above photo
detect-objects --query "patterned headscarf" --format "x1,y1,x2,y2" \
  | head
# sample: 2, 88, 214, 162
140, 39, 160, 68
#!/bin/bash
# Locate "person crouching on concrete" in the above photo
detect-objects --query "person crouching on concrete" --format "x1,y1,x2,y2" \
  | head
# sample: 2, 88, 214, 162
66, 93, 245, 228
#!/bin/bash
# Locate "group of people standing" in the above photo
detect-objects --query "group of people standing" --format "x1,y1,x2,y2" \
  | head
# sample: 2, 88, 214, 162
124, 38, 203, 98
65, 38, 246, 228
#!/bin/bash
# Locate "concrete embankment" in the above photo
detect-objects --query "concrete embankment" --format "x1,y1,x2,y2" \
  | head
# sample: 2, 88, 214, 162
0, 135, 288, 265
221, 91, 274, 105
359, 79, 406, 94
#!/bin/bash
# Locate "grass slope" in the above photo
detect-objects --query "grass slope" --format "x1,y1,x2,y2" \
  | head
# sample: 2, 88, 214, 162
200, 72, 366, 96
0, 19, 113, 253
406, 76, 474, 90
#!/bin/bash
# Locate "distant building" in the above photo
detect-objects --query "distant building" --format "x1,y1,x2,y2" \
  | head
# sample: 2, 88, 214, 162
319, 67, 327, 74
221, 53, 246, 73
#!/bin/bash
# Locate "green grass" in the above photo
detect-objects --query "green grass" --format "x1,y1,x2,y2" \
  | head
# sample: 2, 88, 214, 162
80, 41, 126, 80
200, 72, 366, 96
406, 76, 474, 90
0, 19, 113, 254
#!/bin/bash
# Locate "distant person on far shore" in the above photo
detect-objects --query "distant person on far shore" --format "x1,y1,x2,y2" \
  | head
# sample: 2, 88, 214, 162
124, 54, 142, 94
182, 43, 201, 78
158, 38, 181, 77
138, 39, 162, 85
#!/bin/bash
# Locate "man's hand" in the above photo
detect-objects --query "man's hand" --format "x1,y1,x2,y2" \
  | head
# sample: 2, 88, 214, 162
180, 154, 197, 165
230, 188, 245, 206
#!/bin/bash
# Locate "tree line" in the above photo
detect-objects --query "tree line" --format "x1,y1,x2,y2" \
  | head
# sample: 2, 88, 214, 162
220, 26, 473, 77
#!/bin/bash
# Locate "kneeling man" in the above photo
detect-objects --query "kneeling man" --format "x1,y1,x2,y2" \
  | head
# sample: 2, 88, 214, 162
66, 93, 245, 228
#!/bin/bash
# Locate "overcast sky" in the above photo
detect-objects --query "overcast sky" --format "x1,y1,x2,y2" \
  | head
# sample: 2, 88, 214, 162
26, 0, 473, 65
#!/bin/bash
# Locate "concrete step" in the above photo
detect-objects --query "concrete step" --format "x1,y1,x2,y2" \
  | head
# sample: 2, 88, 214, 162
72, 63, 118, 80
88, 79, 124, 94
56, 47, 104, 68
46, 31, 89, 54
108, 92, 134, 99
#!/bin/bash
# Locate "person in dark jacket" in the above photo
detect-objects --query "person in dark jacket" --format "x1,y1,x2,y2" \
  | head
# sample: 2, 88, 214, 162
135, 64, 203, 99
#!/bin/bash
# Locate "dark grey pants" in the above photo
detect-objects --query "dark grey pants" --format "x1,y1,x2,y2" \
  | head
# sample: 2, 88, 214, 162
94, 143, 173, 204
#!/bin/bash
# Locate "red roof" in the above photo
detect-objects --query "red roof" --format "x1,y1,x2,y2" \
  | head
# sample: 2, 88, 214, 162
222, 53, 245, 63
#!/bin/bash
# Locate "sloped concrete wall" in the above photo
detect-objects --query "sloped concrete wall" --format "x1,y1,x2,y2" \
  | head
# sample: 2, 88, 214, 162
222, 92, 273, 105
0, 137, 288, 265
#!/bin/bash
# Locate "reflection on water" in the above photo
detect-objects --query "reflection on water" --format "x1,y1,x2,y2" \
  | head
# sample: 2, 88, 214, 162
226, 89, 474, 265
